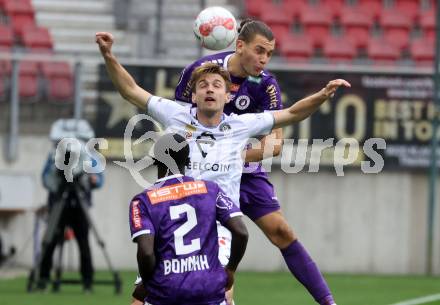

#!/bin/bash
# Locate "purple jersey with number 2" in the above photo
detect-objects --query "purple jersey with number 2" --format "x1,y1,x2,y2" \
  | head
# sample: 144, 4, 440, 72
129, 175, 242, 305
175, 51, 283, 178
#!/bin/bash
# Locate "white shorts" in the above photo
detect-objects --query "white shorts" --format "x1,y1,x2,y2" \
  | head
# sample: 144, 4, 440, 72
216, 222, 231, 267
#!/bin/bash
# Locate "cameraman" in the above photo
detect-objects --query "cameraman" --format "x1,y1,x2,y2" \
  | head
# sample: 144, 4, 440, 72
37, 145, 103, 292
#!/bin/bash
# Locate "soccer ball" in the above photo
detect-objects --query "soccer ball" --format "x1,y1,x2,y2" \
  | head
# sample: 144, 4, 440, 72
193, 6, 237, 51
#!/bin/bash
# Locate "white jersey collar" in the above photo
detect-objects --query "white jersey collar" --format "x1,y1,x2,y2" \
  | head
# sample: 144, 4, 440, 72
190, 107, 226, 129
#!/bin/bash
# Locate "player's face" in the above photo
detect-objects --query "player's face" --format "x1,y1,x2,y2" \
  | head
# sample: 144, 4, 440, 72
192, 73, 230, 115
236, 34, 275, 76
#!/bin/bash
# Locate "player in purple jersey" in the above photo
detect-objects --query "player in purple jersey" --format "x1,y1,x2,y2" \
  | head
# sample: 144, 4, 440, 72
96, 30, 349, 305
174, 19, 338, 305
129, 133, 248, 305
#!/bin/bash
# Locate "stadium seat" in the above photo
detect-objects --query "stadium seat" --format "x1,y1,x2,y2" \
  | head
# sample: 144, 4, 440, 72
22, 27, 53, 50
420, 9, 435, 43
368, 38, 400, 64
260, 7, 291, 43
323, 36, 356, 62
322, 0, 344, 19
340, 6, 373, 48
279, 33, 313, 62
18, 60, 39, 102
0, 25, 14, 51
380, 9, 411, 50
360, 0, 383, 19
282, 0, 306, 19
244, 0, 267, 18
3, 0, 36, 40
396, 0, 420, 22
300, 4, 332, 47
40, 61, 73, 102
410, 38, 434, 66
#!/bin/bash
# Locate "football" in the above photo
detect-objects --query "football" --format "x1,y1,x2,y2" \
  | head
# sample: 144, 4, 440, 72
193, 6, 237, 51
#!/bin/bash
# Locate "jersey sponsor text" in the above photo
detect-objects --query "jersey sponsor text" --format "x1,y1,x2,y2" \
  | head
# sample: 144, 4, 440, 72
147, 181, 207, 204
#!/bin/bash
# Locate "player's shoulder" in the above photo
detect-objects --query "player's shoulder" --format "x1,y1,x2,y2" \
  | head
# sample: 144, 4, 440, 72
129, 192, 150, 207
187, 51, 233, 71
255, 70, 279, 87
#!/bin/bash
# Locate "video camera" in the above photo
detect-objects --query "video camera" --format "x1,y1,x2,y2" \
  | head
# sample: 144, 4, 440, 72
49, 119, 96, 195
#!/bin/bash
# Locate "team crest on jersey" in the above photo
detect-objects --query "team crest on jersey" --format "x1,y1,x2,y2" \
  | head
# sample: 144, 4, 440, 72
216, 192, 234, 210
219, 122, 231, 132
196, 132, 216, 158
235, 95, 250, 110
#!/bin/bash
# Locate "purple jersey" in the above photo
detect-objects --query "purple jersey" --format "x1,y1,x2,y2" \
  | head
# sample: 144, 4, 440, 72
175, 51, 283, 178
129, 174, 242, 305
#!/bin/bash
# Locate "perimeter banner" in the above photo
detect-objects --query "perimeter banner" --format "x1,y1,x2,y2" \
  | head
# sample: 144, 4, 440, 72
95, 64, 436, 169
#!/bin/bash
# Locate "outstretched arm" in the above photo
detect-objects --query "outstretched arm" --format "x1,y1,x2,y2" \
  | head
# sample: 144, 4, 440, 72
272, 79, 351, 129
96, 32, 151, 110
244, 128, 283, 162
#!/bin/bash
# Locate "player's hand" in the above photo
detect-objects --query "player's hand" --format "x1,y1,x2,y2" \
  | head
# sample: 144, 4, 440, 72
322, 79, 351, 99
95, 32, 114, 57
225, 267, 234, 290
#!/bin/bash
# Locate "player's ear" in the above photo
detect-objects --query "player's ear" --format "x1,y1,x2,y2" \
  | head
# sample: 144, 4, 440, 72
236, 39, 244, 55
191, 92, 196, 104
225, 92, 230, 104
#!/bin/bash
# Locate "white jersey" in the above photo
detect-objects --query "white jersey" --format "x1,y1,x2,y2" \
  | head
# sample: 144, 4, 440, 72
147, 95, 274, 207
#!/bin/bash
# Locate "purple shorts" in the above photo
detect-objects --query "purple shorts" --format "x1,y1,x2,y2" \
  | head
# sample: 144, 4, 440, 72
239, 174, 281, 221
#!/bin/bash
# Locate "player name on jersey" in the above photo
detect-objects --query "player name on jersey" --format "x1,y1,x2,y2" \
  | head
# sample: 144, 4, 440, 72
163, 254, 210, 275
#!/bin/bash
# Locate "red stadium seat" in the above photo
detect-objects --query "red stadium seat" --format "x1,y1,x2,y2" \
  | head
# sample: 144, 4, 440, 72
323, 36, 356, 62
380, 9, 411, 50
0, 25, 14, 50
279, 33, 313, 62
41, 61, 73, 102
4, 0, 36, 38
260, 7, 292, 42
420, 9, 435, 43
396, 0, 420, 22
22, 27, 53, 50
322, 0, 344, 19
10, 15, 36, 40
300, 5, 332, 47
18, 60, 39, 102
244, 0, 267, 18
360, 0, 383, 19
411, 38, 434, 66
282, 0, 306, 19
341, 6, 373, 48
368, 38, 400, 64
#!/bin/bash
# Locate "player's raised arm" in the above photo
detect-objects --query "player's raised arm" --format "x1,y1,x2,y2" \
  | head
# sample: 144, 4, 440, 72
272, 79, 351, 129
96, 32, 151, 110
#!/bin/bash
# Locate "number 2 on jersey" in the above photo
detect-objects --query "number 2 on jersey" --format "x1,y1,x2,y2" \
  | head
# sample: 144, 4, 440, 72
170, 204, 201, 255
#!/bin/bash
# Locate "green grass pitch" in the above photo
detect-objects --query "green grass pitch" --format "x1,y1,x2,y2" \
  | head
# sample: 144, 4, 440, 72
0, 271, 440, 305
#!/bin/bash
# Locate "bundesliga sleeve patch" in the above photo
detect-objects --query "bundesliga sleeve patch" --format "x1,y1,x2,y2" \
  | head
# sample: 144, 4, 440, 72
147, 181, 208, 204
131, 200, 142, 229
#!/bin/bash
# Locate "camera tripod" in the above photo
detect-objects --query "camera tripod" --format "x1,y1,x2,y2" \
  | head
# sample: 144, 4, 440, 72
27, 177, 122, 294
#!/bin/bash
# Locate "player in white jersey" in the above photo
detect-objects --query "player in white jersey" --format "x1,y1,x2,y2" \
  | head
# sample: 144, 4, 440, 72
96, 31, 350, 304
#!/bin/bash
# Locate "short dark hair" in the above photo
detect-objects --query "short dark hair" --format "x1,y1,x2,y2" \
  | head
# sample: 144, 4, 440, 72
237, 19, 274, 43
189, 62, 231, 93
153, 133, 190, 169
